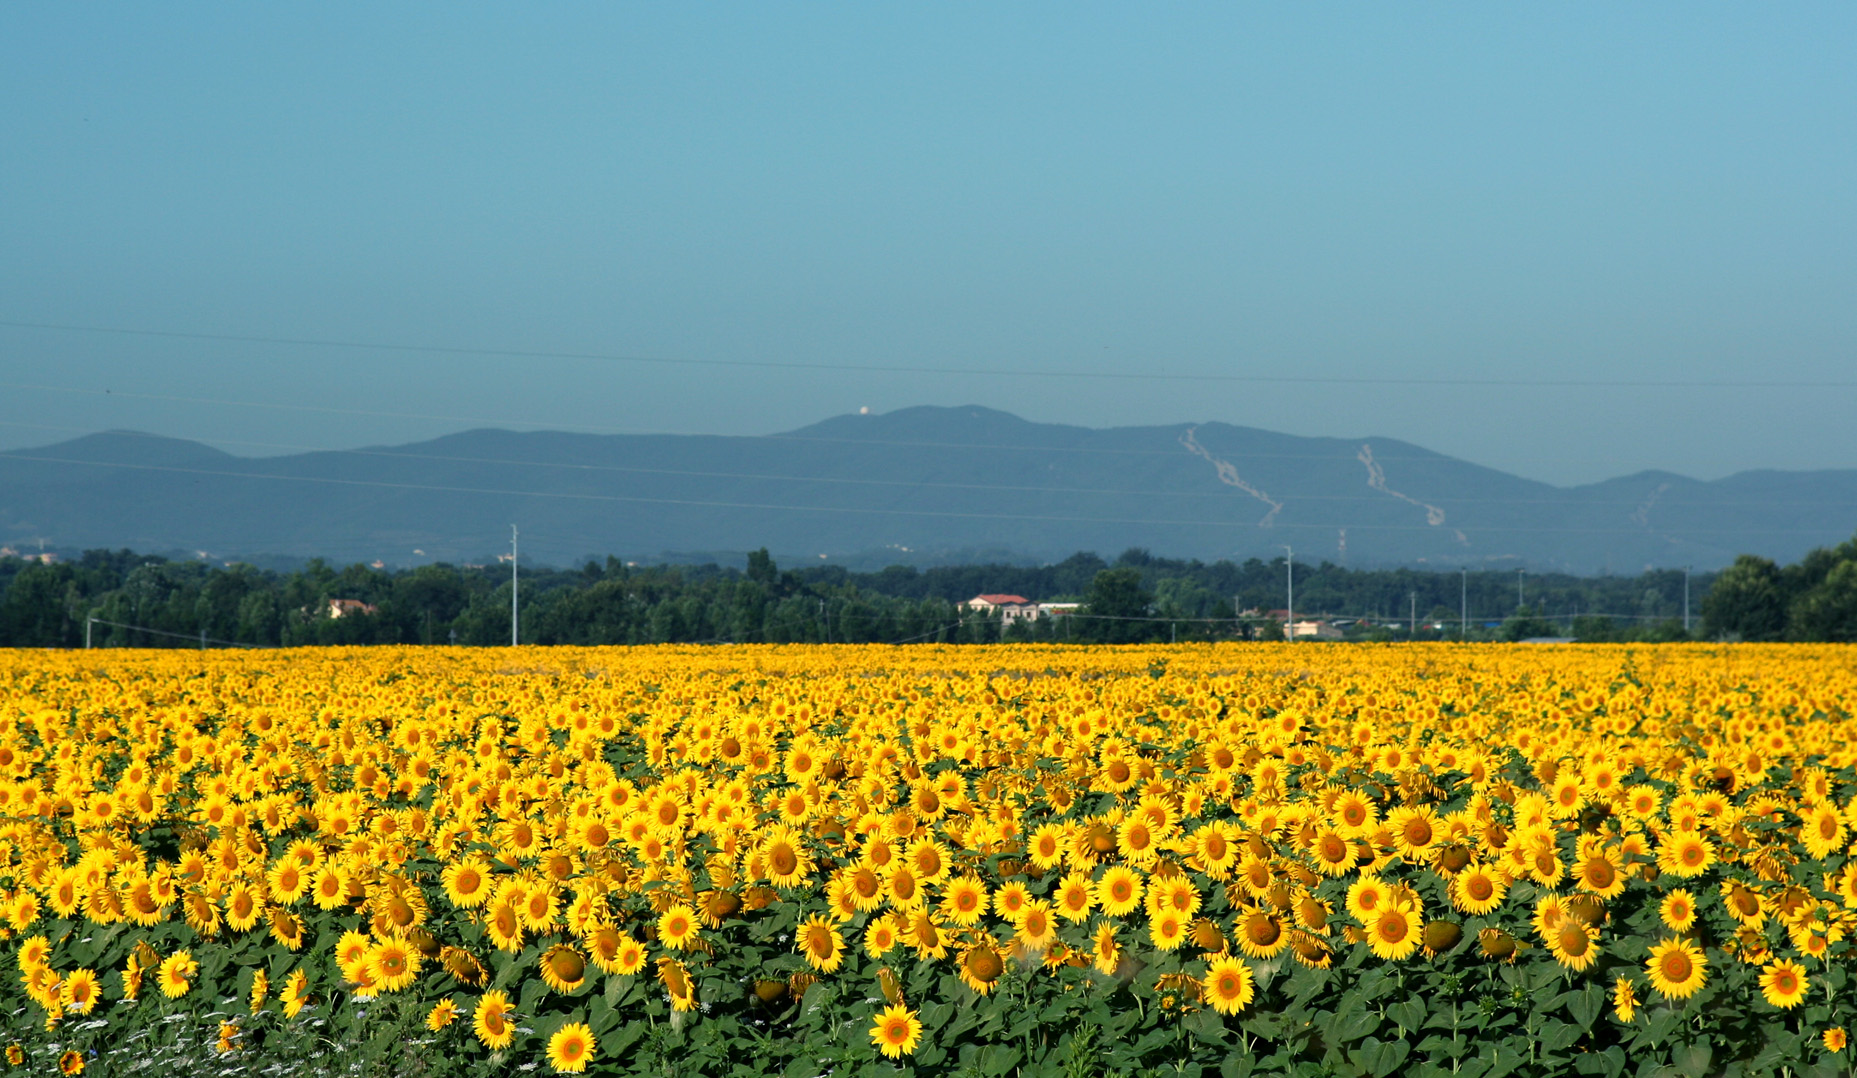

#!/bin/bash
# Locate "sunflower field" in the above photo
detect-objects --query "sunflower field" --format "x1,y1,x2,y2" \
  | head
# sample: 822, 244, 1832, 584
2, 644, 1855, 1077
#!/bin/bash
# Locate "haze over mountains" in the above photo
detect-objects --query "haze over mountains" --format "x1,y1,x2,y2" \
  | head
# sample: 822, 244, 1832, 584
2, 406, 1852, 574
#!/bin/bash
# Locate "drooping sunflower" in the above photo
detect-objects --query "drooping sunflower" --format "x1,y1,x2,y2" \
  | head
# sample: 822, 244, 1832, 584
1236, 908, 1290, 959
1646, 937, 1708, 1000
798, 914, 846, 973
658, 958, 697, 1012
472, 989, 516, 1050
870, 1004, 923, 1059
539, 944, 588, 994
958, 941, 1005, 995
1203, 955, 1255, 1015
547, 1022, 597, 1073
1761, 960, 1808, 1009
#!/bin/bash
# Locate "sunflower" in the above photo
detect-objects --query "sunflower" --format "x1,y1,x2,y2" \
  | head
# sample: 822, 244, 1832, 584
311, 867, 349, 911
1192, 822, 1238, 878
1332, 790, 1379, 837
1646, 937, 1707, 1000
847, 866, 887, 913
656, 904, 700, 950
905, 910, 950, 960
958, 941, 1005, 995
1092, 922, 1121, 976
1761, 960, 1808, 1009
1309, 828, 1359, 877
547, 1022, 597, 1073
1017, 900, 1059, 952
993, 880, 1032, 921
1235, 908, 1290, 958
157, 950, 197, 999
59, 969, 99, 1015
368, 937, 420, 992
1826, 1028, 1848, 1053
1053, 874, 1095, 923
1720, 881, 1765, 926
1803, 802, 1845, 860
1658, 831, 1715, 879
798, 914, 846, 972
1028, 823, 1068, 870
1449, 866, 1505, 916
870, 1004, 923, 1059
885, 865, 923, 910
280, 968, 309, 1018
59, 1050, 82, 1075
1659, 890, 1698, 933
1613, 975, 1638, 1022
1203, 955, 1255, 1015
761, 826, 812, 889
1572, 853, 1627, 900
249, 968, 269, 1014
1388, 806, 1439, 860
472, 989, 516, 1050
1367, 904, 1422, 961
1148, 875, 1201, 919
1096, 866, 1144, 917
1345, 875, 1392, 923
539, 944, 588, 994
1545, 921, 1600, 972
658, 957, 698, 1012
441, 859, 493, 908
426, 998, 458, 1031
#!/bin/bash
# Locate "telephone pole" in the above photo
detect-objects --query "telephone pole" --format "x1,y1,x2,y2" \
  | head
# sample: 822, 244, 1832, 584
1282, 545, 1294, 641
1684, 566, 1692, 634
510, 525, 519, 647
1460, 568, 1468, 641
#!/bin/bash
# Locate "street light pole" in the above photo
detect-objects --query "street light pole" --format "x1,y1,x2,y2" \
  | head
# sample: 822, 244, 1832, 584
510, 525, 519, 647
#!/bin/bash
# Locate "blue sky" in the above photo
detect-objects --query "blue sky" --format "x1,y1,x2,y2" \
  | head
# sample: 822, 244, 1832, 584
2, 4, 1852, 485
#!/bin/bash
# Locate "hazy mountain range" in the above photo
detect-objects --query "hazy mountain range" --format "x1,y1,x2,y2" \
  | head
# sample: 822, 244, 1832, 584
2, 406, 1853, 574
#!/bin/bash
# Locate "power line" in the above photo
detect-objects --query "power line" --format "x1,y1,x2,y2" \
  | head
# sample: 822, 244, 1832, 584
0, 449, 1846, 537
4, 318, 1855, 389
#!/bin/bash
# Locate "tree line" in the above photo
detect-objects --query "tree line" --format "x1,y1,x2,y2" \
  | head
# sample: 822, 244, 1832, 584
0, 538, 1851, 648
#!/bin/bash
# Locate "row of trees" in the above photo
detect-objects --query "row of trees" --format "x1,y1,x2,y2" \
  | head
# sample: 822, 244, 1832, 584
1701, 536, 1857, 641
3, 539, 1851, 648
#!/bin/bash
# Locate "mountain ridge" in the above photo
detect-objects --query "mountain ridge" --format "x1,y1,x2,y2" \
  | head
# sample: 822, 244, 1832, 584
2, 406, 1853, 572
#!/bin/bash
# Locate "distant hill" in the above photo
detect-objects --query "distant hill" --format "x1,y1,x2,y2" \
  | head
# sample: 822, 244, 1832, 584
2, 406, 1853, 573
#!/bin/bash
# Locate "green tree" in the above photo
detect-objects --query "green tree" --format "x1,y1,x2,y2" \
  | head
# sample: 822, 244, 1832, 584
1700, 555, 1787, 641
1790, 559, 1857, 642
1083, 568, 1153, 644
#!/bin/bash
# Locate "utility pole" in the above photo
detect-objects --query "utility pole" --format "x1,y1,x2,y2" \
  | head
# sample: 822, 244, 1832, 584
1409, 592, 1417, 640
1517, 568, 1525, 613
1461, 568, 1468, 641
86, 616, 94, 649
1282, 545, 1294, 641
1684, 566, 1691, 634
510, 525, 519, 647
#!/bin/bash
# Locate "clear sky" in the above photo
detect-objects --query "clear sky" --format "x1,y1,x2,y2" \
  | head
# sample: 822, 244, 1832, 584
2, 4, 1852, 486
